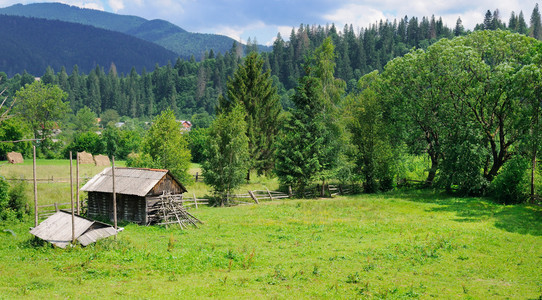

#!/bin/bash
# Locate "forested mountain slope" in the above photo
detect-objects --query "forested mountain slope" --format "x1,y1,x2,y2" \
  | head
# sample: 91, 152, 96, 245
0, 14, 178, 76
0, 3, 268, 59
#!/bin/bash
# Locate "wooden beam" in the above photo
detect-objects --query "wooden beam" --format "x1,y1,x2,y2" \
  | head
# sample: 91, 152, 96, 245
33, 146, 38, 227
248, 190, 259, 204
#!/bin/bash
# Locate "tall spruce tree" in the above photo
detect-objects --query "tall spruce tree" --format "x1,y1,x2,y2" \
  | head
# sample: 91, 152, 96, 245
275, 39, 342, 195
218, 52, 281, 178
531, 4, 542, 40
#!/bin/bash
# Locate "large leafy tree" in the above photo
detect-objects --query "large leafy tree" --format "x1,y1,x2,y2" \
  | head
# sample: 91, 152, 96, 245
218, 52, 281, 178
380, 30, 538, 192
346, 72, 396, 192
14, 81, 70, 149
202, 104, 249, 205
138, 109, 192, 183
73, 106, 98, 133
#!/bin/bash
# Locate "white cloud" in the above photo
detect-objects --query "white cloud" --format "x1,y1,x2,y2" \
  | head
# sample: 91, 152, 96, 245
323, 4, 389, 29
209, 25, 245, 43
108, 0, 124, 12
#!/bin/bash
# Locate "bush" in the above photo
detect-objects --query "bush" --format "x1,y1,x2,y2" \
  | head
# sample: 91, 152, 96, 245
8, 180, 29, 219
490, 157, 529, 204
0, 177, 28, 221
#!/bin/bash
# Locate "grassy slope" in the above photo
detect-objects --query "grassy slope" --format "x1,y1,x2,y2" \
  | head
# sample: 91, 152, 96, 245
0, 188, 541, 298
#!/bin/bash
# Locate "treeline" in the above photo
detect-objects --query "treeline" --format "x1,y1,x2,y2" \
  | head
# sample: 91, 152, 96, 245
3, 5, 542, 122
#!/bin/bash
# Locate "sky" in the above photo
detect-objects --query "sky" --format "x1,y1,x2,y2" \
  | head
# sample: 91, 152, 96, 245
0, 0, 539, 45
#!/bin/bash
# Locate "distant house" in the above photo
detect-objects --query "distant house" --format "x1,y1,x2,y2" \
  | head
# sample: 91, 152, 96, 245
81, 167, 187, 224
179, 120, 192, 132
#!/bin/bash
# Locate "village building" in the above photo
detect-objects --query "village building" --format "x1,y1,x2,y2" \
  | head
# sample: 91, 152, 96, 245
81, 167, 187, 224
179, 120, 192, 132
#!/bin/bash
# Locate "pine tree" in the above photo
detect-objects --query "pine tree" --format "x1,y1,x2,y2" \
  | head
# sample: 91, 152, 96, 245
483, 10, 493, 30
518, 11, 528, 35
509, 11, 518, 32
530, 4, 542, 40
218, 52, 281, 177
275, 39, 342, 195
454, 17, 465, 36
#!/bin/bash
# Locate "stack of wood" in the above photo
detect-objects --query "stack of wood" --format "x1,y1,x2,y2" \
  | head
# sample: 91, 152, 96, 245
147, 192, 202, 228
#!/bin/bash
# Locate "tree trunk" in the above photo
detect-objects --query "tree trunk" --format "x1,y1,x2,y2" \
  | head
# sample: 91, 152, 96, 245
531, 148, 536, 204
425, 152, 438, 187
320, 179, 325, 197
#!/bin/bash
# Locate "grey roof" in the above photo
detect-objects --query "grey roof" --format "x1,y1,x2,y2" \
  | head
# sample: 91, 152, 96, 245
81, 167, 185, 197
30, 211, 117, 248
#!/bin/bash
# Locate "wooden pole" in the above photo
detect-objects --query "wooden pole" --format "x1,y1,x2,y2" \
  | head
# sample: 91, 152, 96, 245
112, 156, 117, 237
76, 152, 80, 214
33, 146, 38, 227
248, 190, 259, 204
193, 193, 198, 209
70, 151, 75, 244
265, 187, 274, 201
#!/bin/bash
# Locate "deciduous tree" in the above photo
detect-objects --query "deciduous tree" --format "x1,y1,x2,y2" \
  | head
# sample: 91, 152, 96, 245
202, 104, 249, 205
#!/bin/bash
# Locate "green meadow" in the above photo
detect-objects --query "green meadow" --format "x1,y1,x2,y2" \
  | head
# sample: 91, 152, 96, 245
0, 161, 541, 298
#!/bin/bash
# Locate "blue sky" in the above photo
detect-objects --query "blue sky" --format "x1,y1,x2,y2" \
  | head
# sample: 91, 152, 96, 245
0, 0, 539, 45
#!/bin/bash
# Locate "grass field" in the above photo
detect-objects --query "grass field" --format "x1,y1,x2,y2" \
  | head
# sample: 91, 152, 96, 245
0, 160, 541, 298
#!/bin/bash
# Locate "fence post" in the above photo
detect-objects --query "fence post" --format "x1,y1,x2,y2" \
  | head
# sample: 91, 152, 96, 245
193, 193, 198, 209
265, 187, 274, 201
248, 190, 259, 204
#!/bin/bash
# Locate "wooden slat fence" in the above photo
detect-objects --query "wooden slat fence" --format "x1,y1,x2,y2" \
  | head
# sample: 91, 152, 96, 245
6, 176, 92, 183
37, 202, 72, 219
228, 188, 290, 205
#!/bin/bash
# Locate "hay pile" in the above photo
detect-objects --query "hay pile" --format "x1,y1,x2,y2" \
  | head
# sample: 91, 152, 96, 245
6, 152, 23, 164
93, 155, 110, 166
78, 151, 94, 164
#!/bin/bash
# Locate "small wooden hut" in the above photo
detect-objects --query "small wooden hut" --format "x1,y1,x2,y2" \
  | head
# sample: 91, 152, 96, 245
30, 210, 117, 248
81, 167, 187, 224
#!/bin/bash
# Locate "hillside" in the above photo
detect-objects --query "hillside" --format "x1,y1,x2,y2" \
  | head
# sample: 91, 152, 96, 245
0, 14, 178, 76
0, 3, 269, 59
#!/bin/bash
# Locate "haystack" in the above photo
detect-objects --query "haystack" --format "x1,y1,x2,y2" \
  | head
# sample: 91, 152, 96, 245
77, 151, 94, 164
93, 154, 110, 166
6, 152, 23, 164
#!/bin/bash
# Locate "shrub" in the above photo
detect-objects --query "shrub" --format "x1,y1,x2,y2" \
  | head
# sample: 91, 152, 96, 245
0, 177, 28, 221
490, 156, 529, 204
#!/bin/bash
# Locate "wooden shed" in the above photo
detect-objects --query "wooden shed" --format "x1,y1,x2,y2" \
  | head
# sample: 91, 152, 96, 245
81, 167, 187, 224
30, 210, 117, 248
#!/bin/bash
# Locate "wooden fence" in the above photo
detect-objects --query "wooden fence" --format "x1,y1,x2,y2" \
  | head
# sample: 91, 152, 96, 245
6, 176, 92, 183
228, 188, 290, 205
37, 202, 73, 219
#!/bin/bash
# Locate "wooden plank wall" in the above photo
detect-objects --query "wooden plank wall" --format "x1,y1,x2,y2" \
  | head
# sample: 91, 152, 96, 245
87, 192, 146, 224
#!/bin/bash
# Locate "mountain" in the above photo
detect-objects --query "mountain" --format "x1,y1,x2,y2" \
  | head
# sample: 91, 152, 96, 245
0, 14, 178, 76
0, 3, 270, 59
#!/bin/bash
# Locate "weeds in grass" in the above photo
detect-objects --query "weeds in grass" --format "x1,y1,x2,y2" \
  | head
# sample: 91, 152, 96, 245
312, 264, 320, 276
346, 272, 362, 284
167, 234, 175, 252
242, 248, 255, 269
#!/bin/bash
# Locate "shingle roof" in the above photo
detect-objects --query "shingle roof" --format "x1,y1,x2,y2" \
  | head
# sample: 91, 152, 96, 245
80, 167, 186, 197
